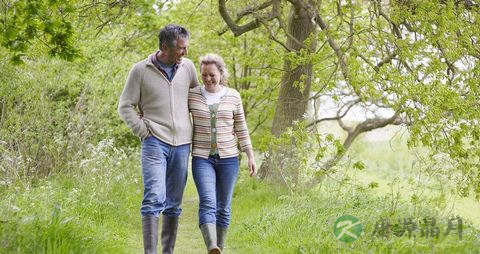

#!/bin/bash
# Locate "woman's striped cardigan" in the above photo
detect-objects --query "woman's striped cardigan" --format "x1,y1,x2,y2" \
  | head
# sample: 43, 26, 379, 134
188, 86, 252, 159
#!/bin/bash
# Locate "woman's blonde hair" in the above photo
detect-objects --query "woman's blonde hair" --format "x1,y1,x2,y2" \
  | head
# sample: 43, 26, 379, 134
199, 53, 229, 85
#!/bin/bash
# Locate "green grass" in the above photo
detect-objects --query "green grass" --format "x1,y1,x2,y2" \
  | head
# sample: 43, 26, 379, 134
0, 145, 143, 253
1, 136, 480, 253
227, 182, 480, 253
225, 133, 480, 253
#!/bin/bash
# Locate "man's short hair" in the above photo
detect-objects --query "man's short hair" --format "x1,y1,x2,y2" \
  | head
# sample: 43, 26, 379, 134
158, 24, 189, 49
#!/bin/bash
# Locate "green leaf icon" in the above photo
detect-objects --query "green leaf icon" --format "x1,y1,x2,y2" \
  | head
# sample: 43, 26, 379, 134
333, 215, 362, 243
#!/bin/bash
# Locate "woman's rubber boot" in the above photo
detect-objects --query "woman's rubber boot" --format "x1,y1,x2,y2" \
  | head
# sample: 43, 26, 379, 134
217, 226, 228, 251
200, 223, 222, 254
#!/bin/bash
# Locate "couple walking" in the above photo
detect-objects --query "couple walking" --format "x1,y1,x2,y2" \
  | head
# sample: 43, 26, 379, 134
118, 24, 256, 254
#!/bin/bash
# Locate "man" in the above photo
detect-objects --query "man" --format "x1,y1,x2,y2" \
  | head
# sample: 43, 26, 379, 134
118, 24, 199, 254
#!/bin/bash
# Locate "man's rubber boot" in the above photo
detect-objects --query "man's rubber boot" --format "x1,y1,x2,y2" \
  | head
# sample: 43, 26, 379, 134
161, 215, 179, 254
142, 215, 159, 254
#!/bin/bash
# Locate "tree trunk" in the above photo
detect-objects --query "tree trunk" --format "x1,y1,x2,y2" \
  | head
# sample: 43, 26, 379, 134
259, 4, 317, 180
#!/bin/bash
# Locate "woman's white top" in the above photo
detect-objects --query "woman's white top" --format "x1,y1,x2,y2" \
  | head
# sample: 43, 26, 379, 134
201, 86, 227, 105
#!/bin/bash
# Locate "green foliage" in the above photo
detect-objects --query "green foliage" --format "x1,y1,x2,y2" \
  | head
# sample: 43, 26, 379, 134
0, 52, 86, 180
353, 161, 365, 171
0, 0, 164, 181
0, 139, 141, 253
308, 0, 480, 197
261, 121, 345, 191
214, 0, 479, 198
0, 0, 285, 185
0, 0, 80, 62
0, 0, 164, 62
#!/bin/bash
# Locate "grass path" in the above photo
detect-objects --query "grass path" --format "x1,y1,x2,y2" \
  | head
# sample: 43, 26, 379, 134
124, 175, 210, 254
123, 164, 260, 254
175, 194, 205, 254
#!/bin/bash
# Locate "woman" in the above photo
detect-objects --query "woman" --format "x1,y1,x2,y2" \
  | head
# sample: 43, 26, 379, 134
188, 53, 257, 254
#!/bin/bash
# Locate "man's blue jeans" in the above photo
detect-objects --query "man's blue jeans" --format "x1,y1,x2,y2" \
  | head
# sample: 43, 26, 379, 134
192, 155, 239, 228
140, 136, 190, 217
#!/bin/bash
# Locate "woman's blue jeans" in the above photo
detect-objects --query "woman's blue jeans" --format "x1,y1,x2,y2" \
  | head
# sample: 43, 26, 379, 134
192, 155, 239, 228
140, 136, 190, 218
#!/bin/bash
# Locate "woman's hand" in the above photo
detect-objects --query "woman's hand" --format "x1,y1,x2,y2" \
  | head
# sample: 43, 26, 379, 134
248, 158, 257, 177
246, 148, 257, 177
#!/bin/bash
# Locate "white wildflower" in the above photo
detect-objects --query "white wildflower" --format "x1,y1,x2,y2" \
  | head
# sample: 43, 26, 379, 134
11, 205, 20, 212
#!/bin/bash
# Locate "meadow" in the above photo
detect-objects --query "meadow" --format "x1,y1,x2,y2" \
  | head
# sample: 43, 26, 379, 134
1, 131, 479, 253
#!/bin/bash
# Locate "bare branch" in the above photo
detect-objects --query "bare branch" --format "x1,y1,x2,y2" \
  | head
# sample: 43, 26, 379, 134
306, 98, 361, 128
437, 42, 458, 75
218, 1, 274, 35
320, 112, 408, 171
375, 0, 402, 38
249, 66, 288, 72
353, 113, 405, 135
309, 61, 339, 101
238, 1, 274, 19
347, 0, 355, 49
0, 99, 5, 129
337, 118, 352, 133
276, 16, 306, 49
218, 0, 280, 36
250, 113, 270, 135
356, 49, 398, 72
187, 0, 206, 23
260, 20, 295, 52
232, 56, 239, 91
310, 7, 352, 88
377, 50, 398, 70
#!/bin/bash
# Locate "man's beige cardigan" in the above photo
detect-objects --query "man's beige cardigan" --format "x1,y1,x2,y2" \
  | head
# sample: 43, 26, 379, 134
118, 54, 199, 145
